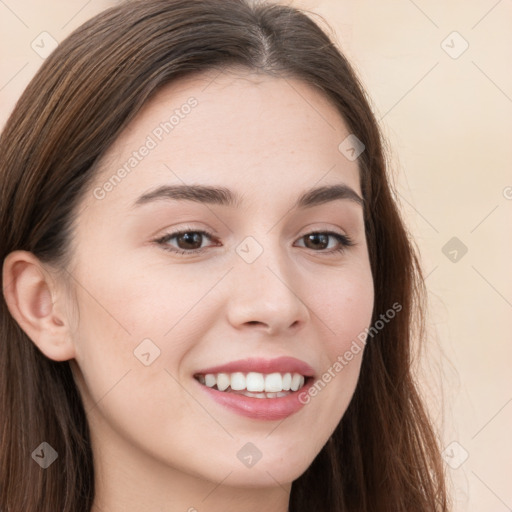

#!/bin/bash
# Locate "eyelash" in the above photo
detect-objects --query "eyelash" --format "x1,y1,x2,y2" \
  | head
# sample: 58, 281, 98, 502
154, 228, 354, 256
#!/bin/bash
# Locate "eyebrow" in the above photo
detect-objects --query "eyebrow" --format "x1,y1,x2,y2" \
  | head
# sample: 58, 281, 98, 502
132, 183, 364, 210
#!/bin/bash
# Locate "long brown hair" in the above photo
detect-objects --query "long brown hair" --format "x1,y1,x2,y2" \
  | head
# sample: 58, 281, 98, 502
0, 0, 449, 510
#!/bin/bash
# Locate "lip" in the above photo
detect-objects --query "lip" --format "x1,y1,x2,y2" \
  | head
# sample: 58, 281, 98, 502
194, 376, 314, 421
193, 357, 315, 421
193, 356, 315, 377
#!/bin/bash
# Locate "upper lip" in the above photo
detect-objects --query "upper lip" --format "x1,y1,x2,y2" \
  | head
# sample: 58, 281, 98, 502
194, 357, 315, 377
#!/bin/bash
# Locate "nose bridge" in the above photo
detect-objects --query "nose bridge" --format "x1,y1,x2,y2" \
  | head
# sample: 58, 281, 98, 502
226, 233, 309, 333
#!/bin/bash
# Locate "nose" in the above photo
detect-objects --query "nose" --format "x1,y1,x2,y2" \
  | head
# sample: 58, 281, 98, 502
226, 246, 310, 336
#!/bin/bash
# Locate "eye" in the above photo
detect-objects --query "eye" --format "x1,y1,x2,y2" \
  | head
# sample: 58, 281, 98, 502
155, 228, 218, 255
154, 228, 354, 255
294, 231, 354, 254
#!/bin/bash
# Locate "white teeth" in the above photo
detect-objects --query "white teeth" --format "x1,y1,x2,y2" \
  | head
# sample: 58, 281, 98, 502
290, 373, 304, 392
246, 372, 265, 392
204, 374, 216, 388
197, 371, 307, 395
264, 372, 282, 392
216, 373, 230, 391
230, 372, 246, 391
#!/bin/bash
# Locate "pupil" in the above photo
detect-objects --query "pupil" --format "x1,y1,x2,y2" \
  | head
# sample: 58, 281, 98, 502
306, 233, 327, 249
179, 232, 201, 249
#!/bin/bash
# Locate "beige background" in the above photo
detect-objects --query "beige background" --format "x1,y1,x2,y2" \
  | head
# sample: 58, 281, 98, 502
1, 1, 511, 509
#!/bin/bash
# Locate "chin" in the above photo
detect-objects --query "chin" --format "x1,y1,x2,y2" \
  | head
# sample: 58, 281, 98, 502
206, 443, 317, 488
216, 461, 310, 489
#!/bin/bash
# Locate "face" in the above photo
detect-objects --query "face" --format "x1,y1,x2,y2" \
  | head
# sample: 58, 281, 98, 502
66, 68, 374, 489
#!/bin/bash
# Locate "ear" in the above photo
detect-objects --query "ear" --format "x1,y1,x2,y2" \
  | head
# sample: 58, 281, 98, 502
2, 250, 76, 361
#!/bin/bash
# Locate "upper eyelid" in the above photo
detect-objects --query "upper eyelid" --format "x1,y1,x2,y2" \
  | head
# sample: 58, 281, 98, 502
157, 226, 349, 241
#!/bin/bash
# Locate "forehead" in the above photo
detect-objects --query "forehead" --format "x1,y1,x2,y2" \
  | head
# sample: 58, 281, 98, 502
84, 68, 361, 215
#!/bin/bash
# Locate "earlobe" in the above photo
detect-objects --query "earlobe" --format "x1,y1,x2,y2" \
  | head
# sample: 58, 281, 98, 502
2, 250, 76, 361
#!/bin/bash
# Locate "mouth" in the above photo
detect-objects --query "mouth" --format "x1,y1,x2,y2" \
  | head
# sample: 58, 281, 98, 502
193, 371, 311, 399
192, 356, 316, 419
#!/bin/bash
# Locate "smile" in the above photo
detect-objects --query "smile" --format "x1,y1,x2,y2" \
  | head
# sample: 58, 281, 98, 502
194, 371, 307, 398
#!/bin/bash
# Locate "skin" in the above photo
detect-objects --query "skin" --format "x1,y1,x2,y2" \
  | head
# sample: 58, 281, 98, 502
3, 68, 374, 512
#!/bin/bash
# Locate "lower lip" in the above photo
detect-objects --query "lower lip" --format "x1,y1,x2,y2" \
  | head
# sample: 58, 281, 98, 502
194, 378, 314, 421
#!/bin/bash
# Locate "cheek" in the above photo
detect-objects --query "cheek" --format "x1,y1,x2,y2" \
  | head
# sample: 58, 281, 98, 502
312, 263, 374, 354
69, 281, 198, 450
68, 261, 219, 420
71, 251, 216, 347
297, 263, 373, 424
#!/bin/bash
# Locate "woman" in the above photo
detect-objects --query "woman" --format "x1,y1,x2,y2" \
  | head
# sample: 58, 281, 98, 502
0, 0, 450, 510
